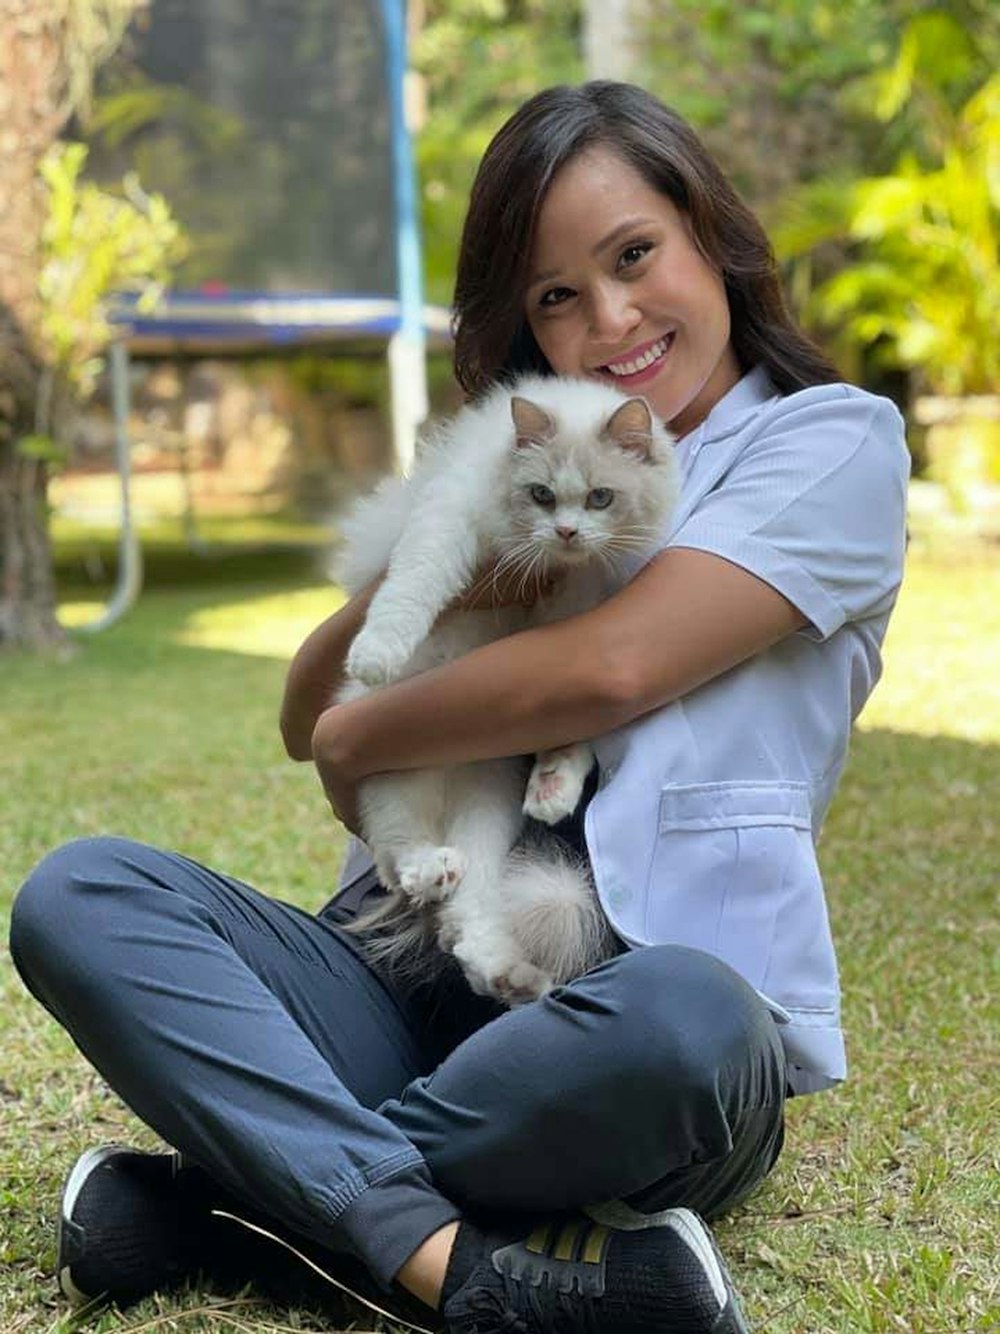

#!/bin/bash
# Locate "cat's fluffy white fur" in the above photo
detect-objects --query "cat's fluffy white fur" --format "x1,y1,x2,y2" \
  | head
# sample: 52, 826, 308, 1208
334, 374, 679, 1004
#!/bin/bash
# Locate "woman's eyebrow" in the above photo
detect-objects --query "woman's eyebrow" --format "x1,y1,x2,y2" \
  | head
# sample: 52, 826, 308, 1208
592, 216, 657, 258
528, 216, 658, 288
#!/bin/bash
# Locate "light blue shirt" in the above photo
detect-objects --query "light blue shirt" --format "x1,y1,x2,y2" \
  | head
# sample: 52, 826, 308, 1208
585, 365, 911, 1094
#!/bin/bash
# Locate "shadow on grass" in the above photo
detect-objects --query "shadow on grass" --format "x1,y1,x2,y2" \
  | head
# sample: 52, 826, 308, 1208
55, 534, 329, 595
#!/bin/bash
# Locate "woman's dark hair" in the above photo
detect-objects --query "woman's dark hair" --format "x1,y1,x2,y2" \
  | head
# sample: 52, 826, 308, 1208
452, 81, 840, 399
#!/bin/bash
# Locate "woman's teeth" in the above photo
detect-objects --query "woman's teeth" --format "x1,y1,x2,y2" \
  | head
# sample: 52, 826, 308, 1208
605, 335, 671, 377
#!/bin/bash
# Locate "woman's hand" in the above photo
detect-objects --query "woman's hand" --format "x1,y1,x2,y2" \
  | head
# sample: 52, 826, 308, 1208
311, 704, 364, 836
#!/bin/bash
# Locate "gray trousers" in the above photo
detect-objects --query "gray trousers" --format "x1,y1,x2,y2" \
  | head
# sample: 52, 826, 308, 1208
10, 837, 787, 1288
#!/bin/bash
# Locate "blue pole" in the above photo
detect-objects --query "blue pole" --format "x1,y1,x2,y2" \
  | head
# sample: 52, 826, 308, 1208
379, 0, 428, 471
380, 0, 424, 341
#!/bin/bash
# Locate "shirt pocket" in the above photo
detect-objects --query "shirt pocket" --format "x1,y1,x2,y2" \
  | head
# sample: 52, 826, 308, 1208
646, 780, 813, 991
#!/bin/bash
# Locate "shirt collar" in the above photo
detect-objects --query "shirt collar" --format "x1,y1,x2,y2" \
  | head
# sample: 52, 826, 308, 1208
682, 363, 780, 449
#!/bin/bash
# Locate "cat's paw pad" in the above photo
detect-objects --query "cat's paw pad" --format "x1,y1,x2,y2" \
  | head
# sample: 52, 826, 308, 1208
523, 765, 579, 825
488, 961, 554, 1007
396, 846, 467, 905
346, 630, 413, 687
450, 939, 552, 1006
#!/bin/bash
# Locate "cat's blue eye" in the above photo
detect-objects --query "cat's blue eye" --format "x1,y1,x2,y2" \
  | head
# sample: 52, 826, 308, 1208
530, 484, 556, 507
587, 487, 614, 509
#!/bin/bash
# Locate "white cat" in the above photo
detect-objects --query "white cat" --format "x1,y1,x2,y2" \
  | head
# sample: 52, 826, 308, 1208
334, 374, 679, 1004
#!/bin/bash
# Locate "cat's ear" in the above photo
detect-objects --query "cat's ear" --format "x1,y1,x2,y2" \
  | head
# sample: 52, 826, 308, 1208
511, 396, 557, 447
604, 397, 655, 458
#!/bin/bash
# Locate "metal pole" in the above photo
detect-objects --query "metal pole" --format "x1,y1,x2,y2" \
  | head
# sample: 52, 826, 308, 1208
380, 0, 428, 476
76, 338, 143, 632
584, 0, 634, 80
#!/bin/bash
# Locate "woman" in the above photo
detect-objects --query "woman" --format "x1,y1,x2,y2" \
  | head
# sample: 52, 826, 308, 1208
10, 82, 909, 1334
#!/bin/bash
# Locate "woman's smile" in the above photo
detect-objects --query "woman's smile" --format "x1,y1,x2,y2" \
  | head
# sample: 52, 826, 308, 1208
596, 332, 675, 386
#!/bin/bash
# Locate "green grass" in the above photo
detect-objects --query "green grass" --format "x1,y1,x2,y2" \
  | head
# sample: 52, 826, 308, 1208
1, 517, 998, 1333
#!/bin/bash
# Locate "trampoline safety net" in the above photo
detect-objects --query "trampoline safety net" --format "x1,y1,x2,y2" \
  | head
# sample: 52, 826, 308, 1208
86, 0, 396, 298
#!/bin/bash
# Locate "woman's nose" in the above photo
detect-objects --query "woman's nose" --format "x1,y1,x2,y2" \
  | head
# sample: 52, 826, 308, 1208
588, 282, 641, 344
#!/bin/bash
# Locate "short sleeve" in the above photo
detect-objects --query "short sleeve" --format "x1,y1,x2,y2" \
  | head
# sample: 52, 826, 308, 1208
667, 390, 911, 640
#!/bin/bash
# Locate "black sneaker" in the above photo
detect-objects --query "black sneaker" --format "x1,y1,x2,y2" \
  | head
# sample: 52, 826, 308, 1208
56, 1145, 440, 1328
439, 1209, 751, 1333
59, 1149, 750, 1332
57, 1145, 202, 1307
240, 1207, 752, 1333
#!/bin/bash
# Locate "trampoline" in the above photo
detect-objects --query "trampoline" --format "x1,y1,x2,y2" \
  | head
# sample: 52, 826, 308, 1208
79, 0, 442, 629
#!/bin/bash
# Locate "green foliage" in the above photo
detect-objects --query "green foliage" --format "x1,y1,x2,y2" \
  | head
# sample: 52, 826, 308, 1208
14, 433, 70, 466
773, 7, 1000, 402
639, 0, 893, 127
632, 0, 1000, 392
289, 352, 386, 399
414, 0, 584, 304
633, 0, 910, 206
37, 141, 187, 400
870, 11, 978, 123
776, 14, 1000, 398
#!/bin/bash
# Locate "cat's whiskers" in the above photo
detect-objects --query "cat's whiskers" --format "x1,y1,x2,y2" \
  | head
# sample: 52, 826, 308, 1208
474, 564, 513, 608
489, 539, 552, 604
602, 526, 662, 552
515, 549, 551, 602
463, 538, 538, 608
495, 540, 541, 580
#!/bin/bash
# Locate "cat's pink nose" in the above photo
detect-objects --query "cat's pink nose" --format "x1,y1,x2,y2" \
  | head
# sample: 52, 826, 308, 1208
556, 525, 578, 541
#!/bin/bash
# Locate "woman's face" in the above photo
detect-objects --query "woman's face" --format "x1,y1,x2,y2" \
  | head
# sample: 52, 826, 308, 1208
524, 146, 742, 437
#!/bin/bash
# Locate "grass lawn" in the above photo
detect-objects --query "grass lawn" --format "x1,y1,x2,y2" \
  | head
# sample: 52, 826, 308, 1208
1, 512, 997, 1333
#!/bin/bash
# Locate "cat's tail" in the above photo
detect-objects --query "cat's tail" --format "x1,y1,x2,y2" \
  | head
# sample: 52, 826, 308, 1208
501, 845, 619, 986
343, 890, 452, 985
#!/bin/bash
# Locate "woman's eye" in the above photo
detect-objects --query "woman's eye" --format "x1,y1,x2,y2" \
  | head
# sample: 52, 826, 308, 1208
530, 484, 556, 507
587, 487, 614, 509
538, 286, 574, 309
618, 242, 652, 270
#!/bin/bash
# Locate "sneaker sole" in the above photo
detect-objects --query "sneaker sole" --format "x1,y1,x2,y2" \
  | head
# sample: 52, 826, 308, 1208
58, 1144, 129, 1305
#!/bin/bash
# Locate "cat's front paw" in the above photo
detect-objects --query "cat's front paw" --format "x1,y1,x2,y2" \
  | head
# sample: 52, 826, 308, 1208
346, 627, 414, 687
396, 846, 467, 905
523, 762, 581, 825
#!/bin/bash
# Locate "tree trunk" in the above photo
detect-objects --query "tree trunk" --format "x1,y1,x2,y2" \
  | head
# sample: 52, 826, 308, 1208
0, 447, 62, 649
0, 299, 68, 649
0, 1, 72, 651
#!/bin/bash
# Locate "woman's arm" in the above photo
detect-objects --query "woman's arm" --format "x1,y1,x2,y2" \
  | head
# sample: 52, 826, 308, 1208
311, 546, 807, 785
279, 580, 380, 760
